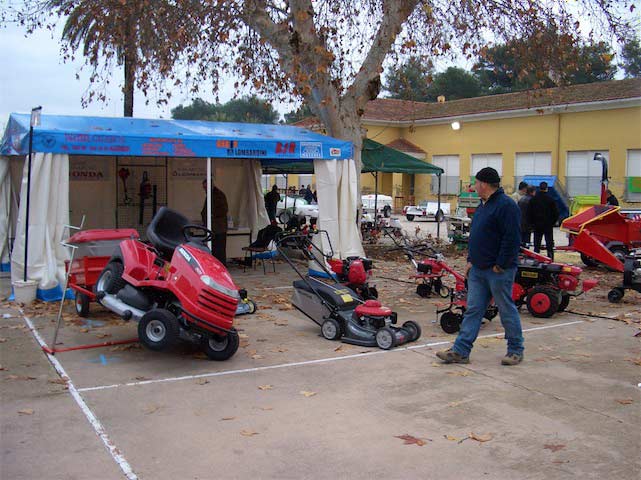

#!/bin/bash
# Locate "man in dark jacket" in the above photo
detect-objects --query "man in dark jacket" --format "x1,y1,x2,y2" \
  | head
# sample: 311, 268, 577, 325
436, 167, 524, 366
518, 185, 535, 246
527, 181, 559, 260
264, 185, 280, 222
201, 180, 229, 266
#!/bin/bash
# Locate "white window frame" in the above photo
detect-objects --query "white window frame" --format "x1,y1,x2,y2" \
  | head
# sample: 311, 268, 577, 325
626, 149, 641, 202
431, 154, 460, 194
471, 153, 503, 177
566, 150, 608, 197
514, 152, 552, 188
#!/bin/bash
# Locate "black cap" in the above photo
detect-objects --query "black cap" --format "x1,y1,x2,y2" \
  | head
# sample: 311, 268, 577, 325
475, 167, 501, 184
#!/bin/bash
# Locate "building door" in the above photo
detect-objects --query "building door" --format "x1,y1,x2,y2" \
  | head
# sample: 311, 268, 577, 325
514, 152, 552, 187
566, 151, 607, 197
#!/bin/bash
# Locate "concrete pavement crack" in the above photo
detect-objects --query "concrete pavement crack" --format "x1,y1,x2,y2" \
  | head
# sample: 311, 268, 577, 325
410, 348, 627, 425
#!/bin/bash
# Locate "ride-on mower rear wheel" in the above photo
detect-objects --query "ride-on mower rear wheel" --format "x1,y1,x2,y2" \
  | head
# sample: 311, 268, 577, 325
557, 293, 570, 312
375, 327, 397, 350
608, 287, 625, 303
402, 320, 422, 342
416, 283, 431, 298
440, 311, 462, 334
138, 309, 180, 351
321, 318, 342, 340
95, 261, 126, 294
526, 286, 559, 318
75, 292, 90, 317
201, 327, 240, 361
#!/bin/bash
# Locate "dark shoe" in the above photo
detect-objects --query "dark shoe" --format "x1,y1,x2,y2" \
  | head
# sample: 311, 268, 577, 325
436, 348, 470, 364
501, 353, 524, 366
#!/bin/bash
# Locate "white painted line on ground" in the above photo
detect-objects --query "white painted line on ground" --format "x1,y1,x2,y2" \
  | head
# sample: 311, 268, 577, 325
22, 314, 138, 480
77, 320, 584, 393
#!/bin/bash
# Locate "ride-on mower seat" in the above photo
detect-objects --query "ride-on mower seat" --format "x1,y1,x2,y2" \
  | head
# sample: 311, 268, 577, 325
146, 207, 190, 259
293, 279, 359, 311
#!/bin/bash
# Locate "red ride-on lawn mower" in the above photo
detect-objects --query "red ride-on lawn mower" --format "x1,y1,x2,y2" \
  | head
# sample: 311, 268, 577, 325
94, 207, 241, 360
327, 257, 378, 300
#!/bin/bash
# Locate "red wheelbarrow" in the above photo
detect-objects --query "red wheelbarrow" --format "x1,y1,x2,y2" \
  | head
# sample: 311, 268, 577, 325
559, 205, 641, 272
65, 229, 139, 317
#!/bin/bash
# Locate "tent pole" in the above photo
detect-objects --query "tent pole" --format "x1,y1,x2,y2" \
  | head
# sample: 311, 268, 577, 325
23, 126, 34, 281
437, 173, 442, 239
206, 157, 212, 250
374, 171, 378, 217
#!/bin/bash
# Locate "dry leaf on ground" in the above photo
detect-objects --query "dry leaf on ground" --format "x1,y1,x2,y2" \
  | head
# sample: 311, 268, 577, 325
470, 432, 493, 442
446, 370, 470, 377
240, 430, 259, 437
395, 434, 428, 446
220, 416, 236, 421
543, 444, 566, 452
143, 405, 161, 415
444, 435, 459, 441
300, 390, 317, 397
616, 399, 633, 405
18, 409, 34, 415
258, 385, 273, 390
196, 379, 209, 385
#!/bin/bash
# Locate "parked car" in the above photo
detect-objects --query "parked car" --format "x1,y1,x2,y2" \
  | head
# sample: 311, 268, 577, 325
362, 194, 393, 217
403, 201, 450, 222
277, 195, 318, 223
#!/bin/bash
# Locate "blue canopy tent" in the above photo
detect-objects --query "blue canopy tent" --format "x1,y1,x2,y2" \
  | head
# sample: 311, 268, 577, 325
1, 113, 357, 300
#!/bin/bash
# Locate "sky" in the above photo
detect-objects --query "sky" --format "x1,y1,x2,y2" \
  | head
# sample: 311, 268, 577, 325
0, 21, 294, 125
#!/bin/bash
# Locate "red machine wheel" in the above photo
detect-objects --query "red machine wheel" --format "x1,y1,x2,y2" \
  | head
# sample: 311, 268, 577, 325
416, 283, 431, 298
75, 292, 90, 317
526, 286, 559, 318
201, 328, 239, 361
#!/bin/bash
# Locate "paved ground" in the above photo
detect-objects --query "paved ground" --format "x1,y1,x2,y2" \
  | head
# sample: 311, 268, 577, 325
1, 230, 640, 480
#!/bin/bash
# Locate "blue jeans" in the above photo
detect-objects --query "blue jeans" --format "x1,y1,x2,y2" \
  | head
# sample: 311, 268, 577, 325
453, 266, 524, 357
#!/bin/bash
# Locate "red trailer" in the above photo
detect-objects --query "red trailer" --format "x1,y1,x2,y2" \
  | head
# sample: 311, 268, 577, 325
65, 229, 139, 316
559, 205, 641, 272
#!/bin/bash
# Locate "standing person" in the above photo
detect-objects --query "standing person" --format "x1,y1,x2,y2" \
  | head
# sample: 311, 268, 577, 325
264, 184, 280, 222
201, 179, 229, 266
511, 181, 528, 202
436, 167, 524, 366
518, 185, 536, 247
527, 181, 558, 260
304, 185, 314, 204
606, 189, 619, 206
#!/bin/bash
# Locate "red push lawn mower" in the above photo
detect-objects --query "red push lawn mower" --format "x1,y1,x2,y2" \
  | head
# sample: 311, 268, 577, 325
327, 256, 378, 300
94, 207, 242, 360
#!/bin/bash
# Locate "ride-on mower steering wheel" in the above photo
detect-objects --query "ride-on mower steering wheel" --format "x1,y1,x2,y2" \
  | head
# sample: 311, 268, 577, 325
182, 224, 213, 244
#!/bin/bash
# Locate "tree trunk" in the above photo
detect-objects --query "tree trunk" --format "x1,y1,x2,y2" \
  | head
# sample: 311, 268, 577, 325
123, 54, 134, 117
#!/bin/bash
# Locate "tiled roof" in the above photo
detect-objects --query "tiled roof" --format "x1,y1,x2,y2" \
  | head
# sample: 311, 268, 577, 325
292, 78, 641, 127
386, 138, 426, 154
364, 78, 641, 123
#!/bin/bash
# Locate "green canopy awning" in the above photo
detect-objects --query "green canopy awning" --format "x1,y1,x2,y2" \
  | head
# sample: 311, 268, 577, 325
261, 138, 443, 175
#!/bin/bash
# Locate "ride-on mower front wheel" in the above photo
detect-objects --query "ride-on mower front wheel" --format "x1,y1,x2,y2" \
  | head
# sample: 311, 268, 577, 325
526, 286, 559, 318
201, 328, 240, 361
138, 309, 180, 351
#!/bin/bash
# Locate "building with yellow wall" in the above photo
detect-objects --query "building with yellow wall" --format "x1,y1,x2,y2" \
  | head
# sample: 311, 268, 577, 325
361, 78, 641, 209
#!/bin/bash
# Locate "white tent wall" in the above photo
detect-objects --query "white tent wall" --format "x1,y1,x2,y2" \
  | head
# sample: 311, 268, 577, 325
0, 157, 12, 268
314, 159, 364, 259
215, 159, 270, 233
11, 153, 70, 291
